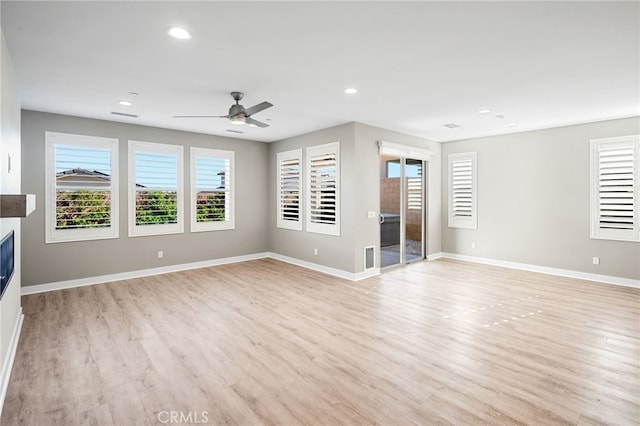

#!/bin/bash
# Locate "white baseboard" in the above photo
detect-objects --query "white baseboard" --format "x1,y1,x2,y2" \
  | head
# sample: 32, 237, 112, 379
21, 249, 636, 296
21, 252, 382, 296
353, 268, 381, 281
427, 252, 444, 261
267, 252, 380, 281
0, 307, 23, 416
436, 252, 639, 288
21, 252, 271, 295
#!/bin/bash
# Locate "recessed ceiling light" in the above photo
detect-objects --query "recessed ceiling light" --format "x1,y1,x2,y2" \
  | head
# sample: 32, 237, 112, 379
118, 100, 133, 106
507, 122, 518, 127
477, 109, 492, 114
167, 27, 191, 40
344, 88, 358, 95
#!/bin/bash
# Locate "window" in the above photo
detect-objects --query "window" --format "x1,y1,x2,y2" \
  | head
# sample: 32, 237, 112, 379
129, 141, 184, 237
406, 160, 423, 211
306, 142, 340, 236
191, 147, 234, 232
277, 149, 303, 231
590, 135, 639, 242
448, 152, 477, 229
45, 132, 119, 243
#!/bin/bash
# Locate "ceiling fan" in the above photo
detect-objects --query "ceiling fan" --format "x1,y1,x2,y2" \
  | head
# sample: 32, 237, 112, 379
173, 91, 273, 128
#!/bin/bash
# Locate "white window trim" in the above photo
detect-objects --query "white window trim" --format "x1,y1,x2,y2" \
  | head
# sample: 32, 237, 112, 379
590, 135, 639, 242
448, 151, 477, 229
277, 149, 303, 231
306, 141, 340, 236
128, 140, 184, 237
190, 147, 235, 233
45, 131, 119, 244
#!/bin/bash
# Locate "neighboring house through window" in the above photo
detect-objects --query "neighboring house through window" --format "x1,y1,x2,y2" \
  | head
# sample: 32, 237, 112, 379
306, 142, 340, 236
45, 132, 119, 243
190, 147, 234, 232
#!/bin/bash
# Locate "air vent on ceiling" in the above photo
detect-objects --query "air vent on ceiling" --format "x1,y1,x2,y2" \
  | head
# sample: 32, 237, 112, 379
111, 111, 138, 118
443, 123, 461, 128
226, 129, 245, 134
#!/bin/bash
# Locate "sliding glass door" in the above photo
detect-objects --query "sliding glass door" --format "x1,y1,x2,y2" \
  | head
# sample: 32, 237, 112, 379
379, 156, 425, 268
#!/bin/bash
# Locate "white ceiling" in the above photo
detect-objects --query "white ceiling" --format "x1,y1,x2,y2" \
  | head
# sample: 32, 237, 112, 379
2, 1, 638, 143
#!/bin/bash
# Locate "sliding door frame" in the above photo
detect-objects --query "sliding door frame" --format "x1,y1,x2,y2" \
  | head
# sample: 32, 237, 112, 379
378, 141, 434, 269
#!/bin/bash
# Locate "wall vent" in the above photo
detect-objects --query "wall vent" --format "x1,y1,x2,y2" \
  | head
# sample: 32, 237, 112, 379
443, 123, 461, 128
226, 129, 245, 134
364, 246, 375, 270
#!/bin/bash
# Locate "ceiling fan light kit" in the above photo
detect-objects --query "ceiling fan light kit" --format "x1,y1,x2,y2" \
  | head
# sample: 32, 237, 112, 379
230, 114, 246, 125
174, 91, 273, 128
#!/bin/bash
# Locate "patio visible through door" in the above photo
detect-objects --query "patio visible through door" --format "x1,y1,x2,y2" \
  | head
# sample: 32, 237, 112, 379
379, 155, 425, 268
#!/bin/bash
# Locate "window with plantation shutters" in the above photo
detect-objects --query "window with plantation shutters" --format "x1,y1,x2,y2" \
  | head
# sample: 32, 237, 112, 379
191, 147, 234, 232
448, 152, 477, 229
277, 149, 302, 231
129, 141, 184, 237
45, 132, 119, 243
407, 178, 423, 210
306, 142, 340, 236
590, 135, 639, 242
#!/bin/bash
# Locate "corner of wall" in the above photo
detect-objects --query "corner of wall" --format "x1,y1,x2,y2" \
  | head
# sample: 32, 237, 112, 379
0, 27, 25, 416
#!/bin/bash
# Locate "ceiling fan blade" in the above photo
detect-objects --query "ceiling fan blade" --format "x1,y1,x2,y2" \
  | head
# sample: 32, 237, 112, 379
246, 117, 269, 128
244, 101, 273, 117
173, 115, 228, 119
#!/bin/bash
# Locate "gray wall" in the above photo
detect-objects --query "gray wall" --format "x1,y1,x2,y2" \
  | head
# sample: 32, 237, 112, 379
442, 117, 640, 280
22, 109, 636, 284
354, 123, 442, 262
21, 110, 269, 286
268, 122, 441, 274
268, 123, 357, 273
0, 28, 22, 390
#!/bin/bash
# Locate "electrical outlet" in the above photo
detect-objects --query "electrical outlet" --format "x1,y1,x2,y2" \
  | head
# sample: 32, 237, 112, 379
367, 211, 376, 219
471, 242, 476, 249
592, 257, 599, 265
314, 248, 318, 256
158, 251, 164, 259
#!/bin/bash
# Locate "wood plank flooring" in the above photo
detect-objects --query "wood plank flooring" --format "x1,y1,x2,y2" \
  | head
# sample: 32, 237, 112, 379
2, 258, 639, 425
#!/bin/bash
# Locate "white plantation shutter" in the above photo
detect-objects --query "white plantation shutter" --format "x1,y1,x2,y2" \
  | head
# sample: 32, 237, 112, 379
448, 152, 477, 229
307, 142, 340, 236
277, 149, 302, 230
191, 148, 234, 232
129, 141, 184, 237
407, 177, 422, 210
590, 135, 639, 242
45, 132, 119, 243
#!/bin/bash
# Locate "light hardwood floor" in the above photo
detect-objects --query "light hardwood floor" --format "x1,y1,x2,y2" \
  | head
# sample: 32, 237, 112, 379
2, 258, 639, 425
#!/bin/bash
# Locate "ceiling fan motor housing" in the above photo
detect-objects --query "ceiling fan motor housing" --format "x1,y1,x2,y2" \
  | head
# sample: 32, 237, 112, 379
228, 104, 246, 117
